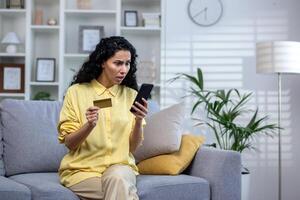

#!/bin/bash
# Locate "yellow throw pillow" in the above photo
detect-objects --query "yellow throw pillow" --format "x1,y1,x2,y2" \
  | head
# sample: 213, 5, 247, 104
137, 134, 205, 175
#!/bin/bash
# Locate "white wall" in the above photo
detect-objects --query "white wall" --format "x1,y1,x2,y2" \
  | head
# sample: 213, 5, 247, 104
162, 0, 300, 199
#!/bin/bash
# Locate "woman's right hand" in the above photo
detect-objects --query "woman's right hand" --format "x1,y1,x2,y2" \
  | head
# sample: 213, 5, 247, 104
85, 106, 100, 127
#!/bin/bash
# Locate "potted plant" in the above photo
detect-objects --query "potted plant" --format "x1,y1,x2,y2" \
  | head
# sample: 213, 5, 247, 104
171, 67, 279, 174
33, 91, 53, 101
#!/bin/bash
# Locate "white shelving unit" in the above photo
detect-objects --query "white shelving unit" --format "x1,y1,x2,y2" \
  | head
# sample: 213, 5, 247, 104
120, 0, 162, 103
31, 25, 60, 30
0, 9, 26, 14
30, 82, 59, 86
61, 0, 119, 99
0, 93, 25, 98
0, 5, 26, 100
0, 53, 25, 57
0, 0, 163, 103
64, 9, 117, 15
120, 26, 161, 31
25, 0, 61, 100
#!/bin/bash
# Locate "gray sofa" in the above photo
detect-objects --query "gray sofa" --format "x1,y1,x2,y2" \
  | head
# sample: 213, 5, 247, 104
0, 99, 241, 200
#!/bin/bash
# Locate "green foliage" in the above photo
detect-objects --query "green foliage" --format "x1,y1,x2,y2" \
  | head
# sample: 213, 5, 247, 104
33, 91, 53, 101
171, 68, 278, 153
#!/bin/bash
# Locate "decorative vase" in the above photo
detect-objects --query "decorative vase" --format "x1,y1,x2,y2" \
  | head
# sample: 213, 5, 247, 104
47, 18, 57, 26
77, 0, 91, 9
34, 9, 43, 25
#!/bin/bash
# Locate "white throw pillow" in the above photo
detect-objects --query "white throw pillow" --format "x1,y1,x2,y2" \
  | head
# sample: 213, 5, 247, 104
133, 102, 185, 163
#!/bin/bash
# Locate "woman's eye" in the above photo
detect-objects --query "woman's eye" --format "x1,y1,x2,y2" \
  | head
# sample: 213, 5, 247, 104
114, 61, 130, 67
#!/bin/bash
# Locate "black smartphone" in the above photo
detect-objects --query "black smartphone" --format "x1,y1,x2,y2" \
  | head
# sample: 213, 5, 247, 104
130, 83, 154, 112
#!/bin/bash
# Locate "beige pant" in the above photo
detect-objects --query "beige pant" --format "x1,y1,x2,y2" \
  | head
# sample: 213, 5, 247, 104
69, 164, 139, 200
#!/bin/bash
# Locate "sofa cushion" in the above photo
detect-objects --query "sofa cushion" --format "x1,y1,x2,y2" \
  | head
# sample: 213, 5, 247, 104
0, 176, 31, 200
0, 99, 68, 176
9, 172, 79, 200
147, 100, 160, 116
10, 173, 210, 200
134, 102, 185, 163
137, 134, 205, 175
137, 174, 210, 200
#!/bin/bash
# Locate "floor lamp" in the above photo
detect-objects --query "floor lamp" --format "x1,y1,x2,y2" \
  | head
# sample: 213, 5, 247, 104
256, 41, 300, 200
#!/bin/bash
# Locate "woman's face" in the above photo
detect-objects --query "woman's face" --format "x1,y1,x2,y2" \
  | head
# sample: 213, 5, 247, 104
100, 50, 131, 87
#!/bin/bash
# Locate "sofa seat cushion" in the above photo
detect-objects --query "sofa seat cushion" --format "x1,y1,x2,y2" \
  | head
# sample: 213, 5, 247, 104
9, 173, 210, 200
9, 172, 79, 200
0, 176, 31, 200
137, 174, 210, 200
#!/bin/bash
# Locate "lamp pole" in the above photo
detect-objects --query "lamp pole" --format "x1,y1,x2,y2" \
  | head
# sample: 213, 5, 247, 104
256, 41, 300, 200
278, 73, 282, 200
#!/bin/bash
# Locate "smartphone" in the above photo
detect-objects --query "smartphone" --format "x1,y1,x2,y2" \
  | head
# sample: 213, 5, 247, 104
130, 83, 154, 112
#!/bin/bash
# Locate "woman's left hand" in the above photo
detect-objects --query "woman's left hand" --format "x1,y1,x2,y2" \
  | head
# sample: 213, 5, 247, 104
131, 98, 148, 121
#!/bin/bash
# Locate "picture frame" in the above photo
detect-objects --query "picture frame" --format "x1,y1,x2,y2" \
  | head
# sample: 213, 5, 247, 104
79, 25, 104, 53
0, 63, 24, 93
6, 0, 24, 9
36, 58, 55, 82
124, 10, 138, 27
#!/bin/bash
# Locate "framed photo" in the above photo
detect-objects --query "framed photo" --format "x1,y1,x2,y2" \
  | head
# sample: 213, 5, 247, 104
36, 58, 55, 82
124, 10, 138, 27
6, 0, 25, 9
0, 63, 24, 93
79, 25, 104, 53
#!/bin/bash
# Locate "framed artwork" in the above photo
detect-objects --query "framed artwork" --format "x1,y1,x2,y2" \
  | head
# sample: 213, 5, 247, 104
79, 25, 104, 53
0, 63, 24, 93
36, 58, 55, 82
6, 0, 24, 8
124, 10, 138, 27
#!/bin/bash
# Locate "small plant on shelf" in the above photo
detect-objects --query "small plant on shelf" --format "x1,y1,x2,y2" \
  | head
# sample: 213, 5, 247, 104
33, 91, 53, 101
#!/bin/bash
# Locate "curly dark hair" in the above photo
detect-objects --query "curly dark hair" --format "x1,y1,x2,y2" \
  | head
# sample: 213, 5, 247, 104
71, 36, 138, 91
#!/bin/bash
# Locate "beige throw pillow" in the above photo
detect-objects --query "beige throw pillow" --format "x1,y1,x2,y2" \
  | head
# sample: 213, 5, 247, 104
133, 102, 185, 163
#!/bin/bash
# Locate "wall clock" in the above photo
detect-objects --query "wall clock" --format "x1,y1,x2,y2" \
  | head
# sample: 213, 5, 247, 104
187, 0, 223, 27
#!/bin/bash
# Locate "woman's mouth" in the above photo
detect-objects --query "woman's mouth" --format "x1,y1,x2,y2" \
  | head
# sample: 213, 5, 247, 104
116, 76, 125, 81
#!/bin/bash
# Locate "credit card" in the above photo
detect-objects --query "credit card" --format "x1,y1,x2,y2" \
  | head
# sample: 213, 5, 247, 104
93, 98, 112, 108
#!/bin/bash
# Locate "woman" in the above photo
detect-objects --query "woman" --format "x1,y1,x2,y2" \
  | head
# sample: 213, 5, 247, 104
57, 36, 147, 200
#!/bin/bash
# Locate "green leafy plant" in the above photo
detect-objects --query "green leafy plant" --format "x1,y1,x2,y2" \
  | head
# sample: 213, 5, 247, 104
33, 91, 53, 101
171, 68, 278, 172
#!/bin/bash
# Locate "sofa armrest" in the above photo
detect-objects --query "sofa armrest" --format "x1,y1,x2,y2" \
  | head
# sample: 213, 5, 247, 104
188, 147, 241, 200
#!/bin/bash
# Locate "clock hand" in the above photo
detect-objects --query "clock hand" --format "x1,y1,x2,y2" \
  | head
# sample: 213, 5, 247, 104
192, 7, 208, 18
204, 7, 207, 20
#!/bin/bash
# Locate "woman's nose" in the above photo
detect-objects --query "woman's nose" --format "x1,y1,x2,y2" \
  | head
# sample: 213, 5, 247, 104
120, 64, 128, 73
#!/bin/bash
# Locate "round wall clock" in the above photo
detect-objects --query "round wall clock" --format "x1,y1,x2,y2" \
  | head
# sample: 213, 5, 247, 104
187, 0, 223, 27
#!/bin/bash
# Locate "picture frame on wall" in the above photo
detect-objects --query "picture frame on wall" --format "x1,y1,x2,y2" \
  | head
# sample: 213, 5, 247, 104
6, 0, 25, 9
36, 58, 55, 82
0, 63, 24, 93
124, 10, 138, 27
79, 25, 104, 53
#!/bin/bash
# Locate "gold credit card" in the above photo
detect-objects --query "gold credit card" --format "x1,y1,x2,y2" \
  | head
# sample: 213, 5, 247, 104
93, 98, 112, 108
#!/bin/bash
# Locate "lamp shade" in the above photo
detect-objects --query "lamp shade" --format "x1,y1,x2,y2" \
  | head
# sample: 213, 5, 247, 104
256, 41, 300, 74
1, 32, 21, 44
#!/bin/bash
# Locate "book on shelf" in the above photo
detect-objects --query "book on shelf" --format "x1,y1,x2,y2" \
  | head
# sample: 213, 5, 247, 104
142, 13, 161, 28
